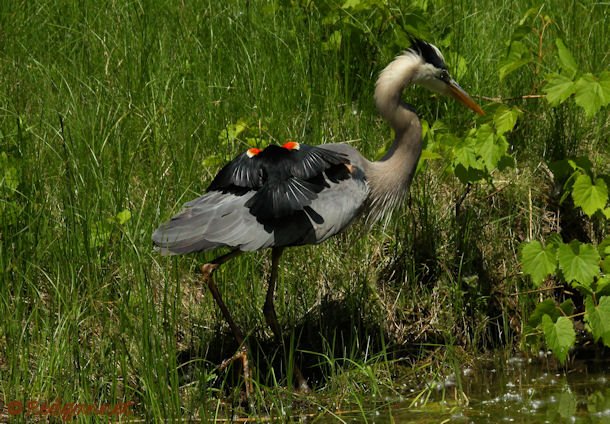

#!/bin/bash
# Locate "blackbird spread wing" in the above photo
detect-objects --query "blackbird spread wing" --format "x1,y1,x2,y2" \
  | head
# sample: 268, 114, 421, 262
289, 145, 348, 179
207, 152, 263, 190
207, 143, 351, 220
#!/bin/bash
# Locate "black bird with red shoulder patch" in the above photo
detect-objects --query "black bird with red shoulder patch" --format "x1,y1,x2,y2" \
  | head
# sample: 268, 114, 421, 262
208, 141, 351, 221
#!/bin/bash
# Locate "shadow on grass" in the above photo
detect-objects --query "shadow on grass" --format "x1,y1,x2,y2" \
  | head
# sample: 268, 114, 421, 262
175, 296, 402, 393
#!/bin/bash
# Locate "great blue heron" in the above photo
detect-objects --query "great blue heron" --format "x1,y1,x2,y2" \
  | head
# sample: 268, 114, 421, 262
153, 39, 484, 393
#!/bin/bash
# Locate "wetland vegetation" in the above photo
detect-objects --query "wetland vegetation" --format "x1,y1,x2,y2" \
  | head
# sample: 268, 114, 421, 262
1, 0, 609, 421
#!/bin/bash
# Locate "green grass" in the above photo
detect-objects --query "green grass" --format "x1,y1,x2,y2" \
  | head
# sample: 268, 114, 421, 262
1, 0, 609, 421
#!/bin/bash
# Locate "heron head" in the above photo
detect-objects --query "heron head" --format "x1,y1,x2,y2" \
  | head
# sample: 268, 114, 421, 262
409, 38, 485, 115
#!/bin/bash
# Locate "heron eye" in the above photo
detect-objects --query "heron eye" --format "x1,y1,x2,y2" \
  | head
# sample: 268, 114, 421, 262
439, 70, 450, 82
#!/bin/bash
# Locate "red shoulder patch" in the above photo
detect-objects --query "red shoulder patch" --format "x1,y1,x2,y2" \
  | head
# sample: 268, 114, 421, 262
281, 141, 300, 151
246, 147, 262, 158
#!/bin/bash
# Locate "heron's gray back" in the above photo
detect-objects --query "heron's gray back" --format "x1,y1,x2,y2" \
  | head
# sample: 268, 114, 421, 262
152, 148, 369, 255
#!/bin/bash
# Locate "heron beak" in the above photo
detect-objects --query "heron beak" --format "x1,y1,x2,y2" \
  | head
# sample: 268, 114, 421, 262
447, 79, 485, 116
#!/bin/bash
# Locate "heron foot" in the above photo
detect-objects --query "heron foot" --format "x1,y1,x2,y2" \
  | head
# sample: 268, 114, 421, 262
218, 345, 253, 399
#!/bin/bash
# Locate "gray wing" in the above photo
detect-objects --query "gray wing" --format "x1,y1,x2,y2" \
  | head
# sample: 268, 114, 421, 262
152, 191, 276, 254
305, 165, 368, 243
152, 143, 370, 255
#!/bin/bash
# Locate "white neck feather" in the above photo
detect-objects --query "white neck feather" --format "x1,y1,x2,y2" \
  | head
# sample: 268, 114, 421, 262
374, 51, 423, 130
366, 51, 425, 224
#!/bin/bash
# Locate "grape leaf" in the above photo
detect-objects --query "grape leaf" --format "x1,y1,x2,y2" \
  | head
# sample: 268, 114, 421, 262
571, 174, 608, 217
600, 70, 610, 103
528, 298, 559, 328
559, 299, 575, 316
555, 38, 578, 77
493, 105, 521, 135
544, 73, 576, 106
595, 277, 610, 297
574, 73, 610, 118
602, 257, 610, 275
476, 124, 508, 171
597, 236, 610, 257
584, 296, 610, 347
557, 240, 600, 288
452, 137, 481, 169
520, 240, 558, 287
542, 314, 575, 364
547, 233, 564, 248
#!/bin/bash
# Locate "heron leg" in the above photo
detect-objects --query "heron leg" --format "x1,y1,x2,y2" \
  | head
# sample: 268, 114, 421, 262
201, 249, 245, 345
201, 249, 253, 396
262, 247, 310, 393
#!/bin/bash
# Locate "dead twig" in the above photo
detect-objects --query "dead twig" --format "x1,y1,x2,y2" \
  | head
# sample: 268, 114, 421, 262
477, 94, 545, 103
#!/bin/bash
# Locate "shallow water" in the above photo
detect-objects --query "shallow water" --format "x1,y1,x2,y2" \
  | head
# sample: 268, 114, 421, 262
318, 355, 610, 423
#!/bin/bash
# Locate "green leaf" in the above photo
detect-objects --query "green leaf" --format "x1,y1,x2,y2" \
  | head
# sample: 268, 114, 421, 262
597, 236, 610, 258
528, 298, 559, 328
547, 233, 564, 248
476, 124, 507, 171
549, 159, 575, 182
555, 38, 578, 77
418, 149, 442, 162
451, 136, 487, 184
574, 73, 610, 118
520, 240, 558, 287
453, 164, 487, 185
559, 299, 575, 316
452, 137, 481, 169
543, 73, 576, 106
601, 256, 610, 274
541, 314, 575, 364
557, 240, 600, 288
571, 174, 608, 217
595, 277, 610, 297
584, 296, 610, 347
218, 119, 248, 144
567, 157, 594, 174
116, 209, 132, 225
493, 105, 521, 135
416, 149, 442, 174
601, 70, 610, 102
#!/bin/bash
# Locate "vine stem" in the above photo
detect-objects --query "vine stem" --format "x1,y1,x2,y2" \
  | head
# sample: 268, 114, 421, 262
509, 285, 563, 296
476, 94, 545, 103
